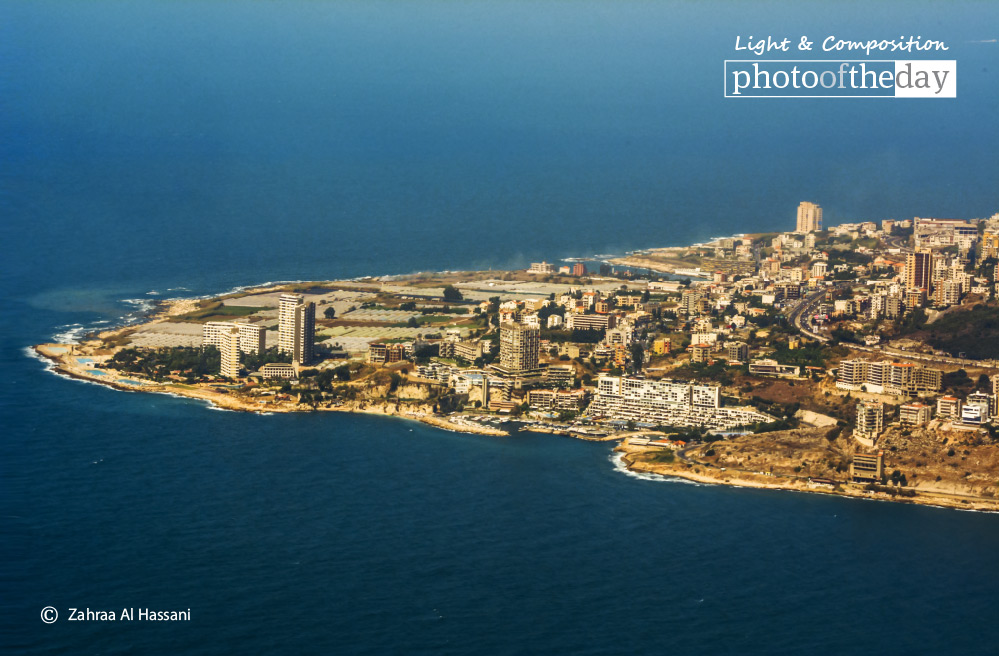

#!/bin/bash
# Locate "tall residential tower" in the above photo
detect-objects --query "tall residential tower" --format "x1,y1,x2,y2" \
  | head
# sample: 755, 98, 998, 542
279, 294, 316, 365
498, 322, 540, 373
220, 326, 243, 378
905, 249, 934, 293
796, 201, 822, 233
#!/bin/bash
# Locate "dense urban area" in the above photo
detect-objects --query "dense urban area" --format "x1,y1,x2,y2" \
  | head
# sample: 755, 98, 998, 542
37, 205, 999, 509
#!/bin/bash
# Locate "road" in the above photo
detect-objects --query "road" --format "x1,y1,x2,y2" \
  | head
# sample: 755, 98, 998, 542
787, 287, 830, 342
783, 284, 998, 369
844, 342, 999, 370
882, 233, 912, 253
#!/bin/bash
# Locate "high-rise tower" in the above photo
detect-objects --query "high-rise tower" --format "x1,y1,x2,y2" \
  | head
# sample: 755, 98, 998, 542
498, 322, 540, 373
796, 202, 822, 233
220, 326, 242, 378
279, 294, 315, 365
905, 249, 933, 292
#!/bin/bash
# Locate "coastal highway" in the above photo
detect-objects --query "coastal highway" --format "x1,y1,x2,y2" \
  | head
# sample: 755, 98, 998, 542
882, 233, 912, 252
843, 342, 999, 370
785, 285, 998, 369
787, 288, 998, 369
787, 288, 829, 342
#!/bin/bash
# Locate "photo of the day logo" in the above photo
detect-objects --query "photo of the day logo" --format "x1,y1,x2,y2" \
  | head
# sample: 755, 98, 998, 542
724, 60, 956, 98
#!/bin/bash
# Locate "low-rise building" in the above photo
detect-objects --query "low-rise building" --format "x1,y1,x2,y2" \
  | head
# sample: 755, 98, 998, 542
567, 314, 615, 331
690, 344, 712, 363
451, 372, 487, 395
963, 392, 995, 425
259, 362, 296, 379
648, 280, 683, 293
690, 331, 718, 345
545, 365, 575, 388
836, 359, 941, 395
856, 401, 885, 439
416, 362, 453, 384
724, 341, 749, 362
850, 452, 885, 483
527, 389, 556, 409
899, 402, 932, 426
203, 321, 267, 356
452, 340, 484, 363
748, 359, 800, 378
605, 326, 634, 346
368, 342, 407, 364
554, 388, 589, 411
586, 375, 773, 430
936, 395, 961, 419
652, 337, 671, 355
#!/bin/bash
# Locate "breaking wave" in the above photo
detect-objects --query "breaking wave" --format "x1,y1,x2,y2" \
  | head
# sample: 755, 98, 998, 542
609, 452, 709, 486
51, 323, 88, 344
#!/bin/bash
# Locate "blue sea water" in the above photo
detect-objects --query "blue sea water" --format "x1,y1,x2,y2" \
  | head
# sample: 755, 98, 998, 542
3, 1, 999, 653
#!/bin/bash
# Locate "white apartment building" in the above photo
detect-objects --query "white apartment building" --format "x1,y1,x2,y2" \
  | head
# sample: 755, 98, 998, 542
203, 321, 266, 355
856, 401, 885, 438
220, 326, 242, 378
586, 375, 773, 429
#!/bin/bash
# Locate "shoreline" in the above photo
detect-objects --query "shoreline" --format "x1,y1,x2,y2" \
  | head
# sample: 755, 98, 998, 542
32, 343, 509, 437
30, 269, 999, 514
30, 342, 999, 512
614, 442, 999, 513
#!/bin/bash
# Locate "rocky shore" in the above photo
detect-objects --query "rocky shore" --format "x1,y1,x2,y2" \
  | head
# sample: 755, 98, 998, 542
615, 439, 999, 512
32, 281, 999, 513
33, 340, 509, 437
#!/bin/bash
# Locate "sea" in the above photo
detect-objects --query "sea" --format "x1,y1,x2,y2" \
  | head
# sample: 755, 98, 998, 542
3, 2, 999, 654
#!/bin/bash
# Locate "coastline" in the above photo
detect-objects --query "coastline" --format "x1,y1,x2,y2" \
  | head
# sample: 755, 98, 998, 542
32, 341, 509, 438
614, 441, 999, 513
30, 268, 999, 514
37, 337, 999, 512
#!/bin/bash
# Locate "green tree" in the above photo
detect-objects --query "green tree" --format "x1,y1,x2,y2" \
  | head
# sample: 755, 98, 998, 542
323, 307, 336, 319
442, 285, 463, 302
943, 369, 972, 394
630, 343, 645, 370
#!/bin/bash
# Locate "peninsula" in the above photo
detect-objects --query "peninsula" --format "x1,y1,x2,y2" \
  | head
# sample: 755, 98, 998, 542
35, 206, 999, 511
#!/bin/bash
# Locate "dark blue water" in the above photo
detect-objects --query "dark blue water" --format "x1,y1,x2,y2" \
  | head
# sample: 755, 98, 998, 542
4, 1, 999, 653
